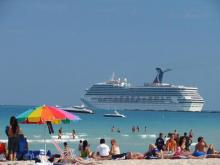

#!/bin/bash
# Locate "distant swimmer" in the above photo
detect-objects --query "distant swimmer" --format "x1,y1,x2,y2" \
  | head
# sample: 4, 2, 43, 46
132, 126, 135, 133
136, 126, 139, 132
111, 125, 115, 132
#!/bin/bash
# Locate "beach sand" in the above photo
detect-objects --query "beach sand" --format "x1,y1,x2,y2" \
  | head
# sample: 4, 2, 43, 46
1, 159, 220, 165
100, 159, 220, 165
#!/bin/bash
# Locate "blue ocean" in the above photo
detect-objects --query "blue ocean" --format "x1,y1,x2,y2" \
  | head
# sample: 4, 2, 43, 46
0, 105, 220, 154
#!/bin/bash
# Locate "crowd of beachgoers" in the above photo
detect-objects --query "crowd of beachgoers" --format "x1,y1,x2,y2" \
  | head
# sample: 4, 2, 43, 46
1, 116, 220, 164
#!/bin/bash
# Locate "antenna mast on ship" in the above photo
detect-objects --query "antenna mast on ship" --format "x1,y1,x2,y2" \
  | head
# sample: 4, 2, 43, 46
111, 72, 116, 81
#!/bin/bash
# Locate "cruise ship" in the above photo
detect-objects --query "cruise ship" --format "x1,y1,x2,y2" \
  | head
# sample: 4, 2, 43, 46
81, 68, 204, 112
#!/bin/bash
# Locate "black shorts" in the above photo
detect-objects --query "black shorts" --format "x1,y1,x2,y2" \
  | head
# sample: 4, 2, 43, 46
112, 153, 127, 160
8, 137, 18, 153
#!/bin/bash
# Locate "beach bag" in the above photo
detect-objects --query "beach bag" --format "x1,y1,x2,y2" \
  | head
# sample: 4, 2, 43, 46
0, 143, 6, 154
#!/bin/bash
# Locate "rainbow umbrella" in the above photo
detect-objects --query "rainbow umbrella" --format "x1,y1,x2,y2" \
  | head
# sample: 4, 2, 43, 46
17, 105, 80, 124
16, 105, 81, 154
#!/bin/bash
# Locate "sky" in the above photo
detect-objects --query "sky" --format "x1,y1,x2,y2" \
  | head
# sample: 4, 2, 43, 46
0, 0, 220, 111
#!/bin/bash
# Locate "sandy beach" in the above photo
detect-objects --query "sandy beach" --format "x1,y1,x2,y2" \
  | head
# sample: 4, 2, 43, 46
100, 159, 220, 165
0, 159, 220, 165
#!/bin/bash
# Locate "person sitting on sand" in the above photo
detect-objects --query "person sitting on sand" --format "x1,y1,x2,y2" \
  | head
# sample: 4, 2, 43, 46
179, 137, 187, 152
205, 144, 220, 158
96, 138, 110, 158
193, 136, 208, 157
166, 133, 177, 153
110, 139, 120, 155
126, 144, 163, 159
180, 132, 191, 151
81, 140, 93, 159
144, 144, 163, 159
58, 142, 95, 164
110, 139, 127, 160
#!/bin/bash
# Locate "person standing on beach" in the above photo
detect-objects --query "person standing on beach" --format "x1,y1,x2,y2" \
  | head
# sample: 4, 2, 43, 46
7, 116, 21, 160
58, 127, 62, 139
72, 129, 76, 139
155, 133, 164, 151
144, 126, 147, 133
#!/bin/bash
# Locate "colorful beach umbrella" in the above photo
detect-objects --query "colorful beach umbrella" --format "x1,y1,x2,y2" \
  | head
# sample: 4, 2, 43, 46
16, 105, 81, 154
17, 105, 80, 124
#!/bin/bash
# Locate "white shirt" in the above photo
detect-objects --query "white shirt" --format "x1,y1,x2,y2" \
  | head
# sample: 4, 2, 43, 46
97, 143, 110, 156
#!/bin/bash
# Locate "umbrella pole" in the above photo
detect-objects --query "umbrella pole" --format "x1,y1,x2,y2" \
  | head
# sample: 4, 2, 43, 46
44, 124, 46, 156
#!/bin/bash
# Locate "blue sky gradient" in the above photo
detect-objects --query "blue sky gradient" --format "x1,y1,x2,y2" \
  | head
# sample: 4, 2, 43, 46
0, 0, 220, 110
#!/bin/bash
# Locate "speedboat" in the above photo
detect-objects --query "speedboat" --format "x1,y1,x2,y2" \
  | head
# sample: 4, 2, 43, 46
58, 105, 94, 114
104, 111, 126, 118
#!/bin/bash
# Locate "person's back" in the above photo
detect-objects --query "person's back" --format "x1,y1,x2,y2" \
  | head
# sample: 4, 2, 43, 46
110, 139, 120, 155
97, 138, 110, 157
8, 126, 20, 137
80, 140, 92, 159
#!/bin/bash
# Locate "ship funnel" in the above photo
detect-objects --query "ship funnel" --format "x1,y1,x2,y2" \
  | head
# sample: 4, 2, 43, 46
153, 68, 171, 83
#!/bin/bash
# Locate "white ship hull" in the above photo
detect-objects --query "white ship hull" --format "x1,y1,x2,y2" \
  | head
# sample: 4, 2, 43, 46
82, 98, 203, 112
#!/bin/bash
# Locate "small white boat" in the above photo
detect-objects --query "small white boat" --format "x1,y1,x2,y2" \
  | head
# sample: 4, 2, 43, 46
104, 111, 126, 118
58, 105, 94, 114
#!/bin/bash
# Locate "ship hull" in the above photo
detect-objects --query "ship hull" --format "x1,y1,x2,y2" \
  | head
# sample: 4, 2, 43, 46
81, 98, 203, 112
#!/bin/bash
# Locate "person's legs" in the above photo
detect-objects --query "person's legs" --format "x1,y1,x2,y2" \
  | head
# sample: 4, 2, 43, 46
13, 152, 17, 161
